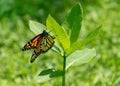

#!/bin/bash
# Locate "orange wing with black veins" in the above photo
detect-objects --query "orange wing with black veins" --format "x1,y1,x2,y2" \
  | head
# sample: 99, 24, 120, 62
22, 34, 42, 51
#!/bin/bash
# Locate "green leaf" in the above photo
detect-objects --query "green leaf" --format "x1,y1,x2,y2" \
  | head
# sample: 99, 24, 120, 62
35, 74, 51, 83
35, 68, 54, 83
38, 69, 54, 76
46, 15, 70, 50
35, 69, 63, 83
29, 20, 46, 35
65, 40, 83, 56
52, 43, 63, 55
84, 25, 102, 42
65, 25, 102, 56
49, 70, 64, 78
62, 3, 83, 44
66, 48, 96, 70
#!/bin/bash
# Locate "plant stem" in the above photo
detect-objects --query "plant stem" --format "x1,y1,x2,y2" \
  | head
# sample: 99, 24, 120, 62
62, 52, 66, 86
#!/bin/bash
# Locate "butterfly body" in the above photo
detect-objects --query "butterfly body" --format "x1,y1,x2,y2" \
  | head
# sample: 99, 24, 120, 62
22, 30, 55, 63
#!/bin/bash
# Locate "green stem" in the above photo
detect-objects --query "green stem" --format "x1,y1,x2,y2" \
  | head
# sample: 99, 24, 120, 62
62, 52, 66, 86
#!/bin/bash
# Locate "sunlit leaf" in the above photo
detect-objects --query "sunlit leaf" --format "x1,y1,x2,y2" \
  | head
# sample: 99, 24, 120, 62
29, 20, 46, 35
46, 15, 70, 50
35, 74, 51, 83
66, 48, 96, 70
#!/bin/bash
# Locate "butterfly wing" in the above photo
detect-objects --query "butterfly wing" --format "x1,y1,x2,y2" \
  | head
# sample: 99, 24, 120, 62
30, 49, 41, 63
30, 37, 43, 63
41, 34, 55, 53
22, 30, 55, 63
30, 33, 55, 63
22, 34, 42, 51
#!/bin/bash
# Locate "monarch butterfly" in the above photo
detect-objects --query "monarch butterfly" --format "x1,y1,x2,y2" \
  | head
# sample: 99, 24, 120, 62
22, 30, 55, 63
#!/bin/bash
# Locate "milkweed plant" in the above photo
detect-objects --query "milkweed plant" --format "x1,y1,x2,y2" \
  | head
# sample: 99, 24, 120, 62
28, 3, 101, 86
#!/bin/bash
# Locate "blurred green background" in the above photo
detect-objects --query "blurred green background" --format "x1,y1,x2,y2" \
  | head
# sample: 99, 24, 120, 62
0, 0, 120, 86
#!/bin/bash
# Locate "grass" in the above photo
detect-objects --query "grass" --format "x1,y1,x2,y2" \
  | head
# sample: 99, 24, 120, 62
0, 1, 120, 86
